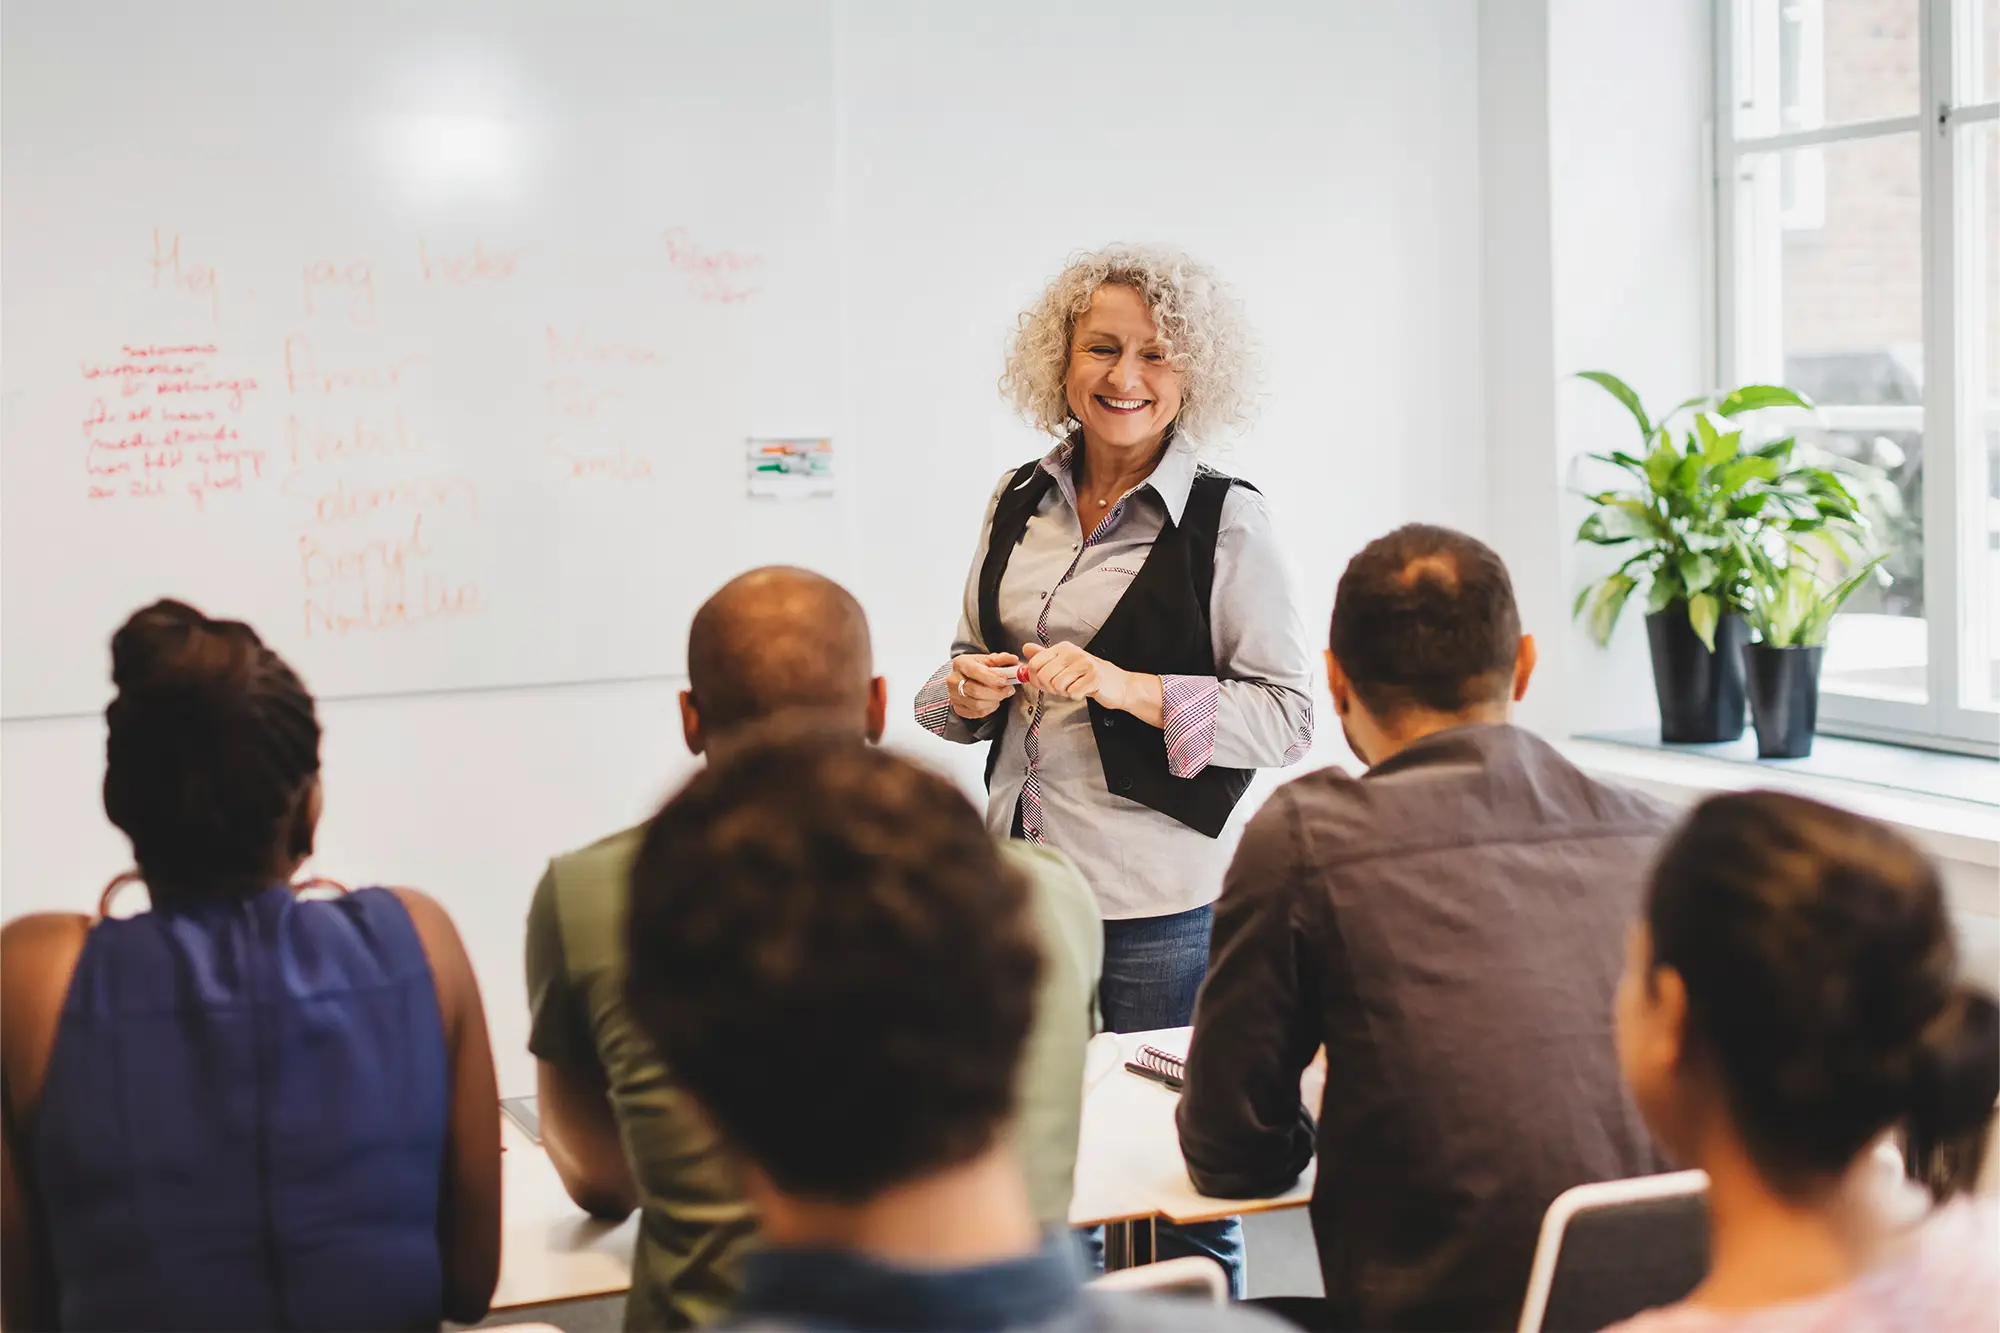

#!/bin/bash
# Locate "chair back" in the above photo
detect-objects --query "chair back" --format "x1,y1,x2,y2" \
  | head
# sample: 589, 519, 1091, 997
1517, 1170, 1709, 1333
1092, 1255, 1228, 1305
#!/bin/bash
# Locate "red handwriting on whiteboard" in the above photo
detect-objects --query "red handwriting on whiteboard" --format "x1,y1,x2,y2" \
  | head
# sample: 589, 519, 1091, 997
542, 377, 623, 419
302, 573, 485, 638
184, 443, 269, 510
285, 410, 427, 470
150, 229, 221, 323
418, 238, 526, 285
281, 470, 478, 527
297, 511, 485, 638
662, 228, 764, 303
284, 334, 426, 395
543, 434, 654, 483
82, 342, 262, 502
303, 260, 377, 322
298, 509, 432, 586
545, 325, 665, 368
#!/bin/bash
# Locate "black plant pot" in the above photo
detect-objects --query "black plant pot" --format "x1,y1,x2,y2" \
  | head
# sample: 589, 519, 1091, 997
1645, 606, 1749, 743
1744, 643, 1823, 759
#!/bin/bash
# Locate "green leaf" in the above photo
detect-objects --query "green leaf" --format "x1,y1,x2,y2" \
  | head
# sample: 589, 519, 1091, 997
1796, 555, 1890, 645
1657, 393, 1713, 425
1584, 572, 1639, 647
1577, 371, 1652, 440
1676, 551, 1719, 595
1644, 436, 1681, 493
1695, 413, 1720, 458
1672, 453, 1702, 494
1687, 592, 1720, 651
1590, 450, 1651, 477
1577, 500, 1662, 545
1705, 428, 1742, 467
1750, 435, 1797, 462
1718, 455, 1781, 494
1715, 384, 1814, 417
1727, 492, 1771, 518
1645, 576, 1681, 614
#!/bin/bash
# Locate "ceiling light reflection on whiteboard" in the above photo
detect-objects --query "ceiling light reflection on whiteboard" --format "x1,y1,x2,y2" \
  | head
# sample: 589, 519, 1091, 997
387, 114, 523, 201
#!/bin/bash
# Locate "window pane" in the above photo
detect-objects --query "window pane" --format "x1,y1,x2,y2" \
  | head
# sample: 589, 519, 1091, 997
1736, 0, 1921, 139
1734, 133, 1928, 702
1973, 0, 2000, 105
1962, 122, 1999, 710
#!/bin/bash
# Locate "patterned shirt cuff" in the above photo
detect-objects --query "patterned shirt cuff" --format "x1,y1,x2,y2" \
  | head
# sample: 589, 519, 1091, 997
1160, 674, 1221, 778
915, 662, 955, 735
1282, 699, 1316, 766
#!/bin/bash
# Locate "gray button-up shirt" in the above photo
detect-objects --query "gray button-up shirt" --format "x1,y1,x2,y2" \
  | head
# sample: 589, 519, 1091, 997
1177, 724, 1674, 1329
916, 439, 1313, 919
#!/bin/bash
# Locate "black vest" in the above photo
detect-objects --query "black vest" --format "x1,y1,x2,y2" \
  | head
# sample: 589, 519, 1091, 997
977, 459, 1255, 839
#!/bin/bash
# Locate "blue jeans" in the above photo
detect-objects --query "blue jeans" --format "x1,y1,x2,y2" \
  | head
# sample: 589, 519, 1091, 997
1091, 904, 1246, 1298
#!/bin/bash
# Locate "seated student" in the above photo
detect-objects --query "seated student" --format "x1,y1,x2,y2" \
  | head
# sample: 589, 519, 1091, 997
0, 600, 500, 1332
1177, 523, 1672, 1331
526, 566, 1102, 1329
1608, 791, 1999, 1332
620, 727, 1284, 1332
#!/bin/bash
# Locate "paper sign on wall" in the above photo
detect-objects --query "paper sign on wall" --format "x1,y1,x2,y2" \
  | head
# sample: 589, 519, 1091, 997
746, 437, 834, 499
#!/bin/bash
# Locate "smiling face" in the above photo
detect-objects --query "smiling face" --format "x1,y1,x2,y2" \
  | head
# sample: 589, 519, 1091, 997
1063, 284, 1184, 453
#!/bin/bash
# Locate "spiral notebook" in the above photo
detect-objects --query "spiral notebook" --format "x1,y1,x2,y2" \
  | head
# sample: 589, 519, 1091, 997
1124, 1043, 1186, 1091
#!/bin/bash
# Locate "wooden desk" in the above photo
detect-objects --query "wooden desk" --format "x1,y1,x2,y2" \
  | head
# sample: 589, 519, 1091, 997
493, 1116, 638, 1311
1069, 1027, 1316, 1234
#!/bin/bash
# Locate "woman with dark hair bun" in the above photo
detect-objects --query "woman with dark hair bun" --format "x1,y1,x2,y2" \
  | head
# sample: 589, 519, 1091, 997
0, 601, 500, 1332
1610, 790, 1997, 1331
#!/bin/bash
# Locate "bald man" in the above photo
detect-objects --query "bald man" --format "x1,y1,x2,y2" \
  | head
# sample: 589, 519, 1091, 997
524, 568, 1103, 1331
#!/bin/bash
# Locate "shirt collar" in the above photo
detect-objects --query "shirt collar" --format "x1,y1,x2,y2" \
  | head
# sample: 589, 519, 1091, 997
735, 1232, 1083, 1331
1038, 431, 1202, 527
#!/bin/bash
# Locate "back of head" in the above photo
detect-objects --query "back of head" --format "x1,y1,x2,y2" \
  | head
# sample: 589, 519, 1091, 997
102, 599, 322, 891
1648, 790, 1998, 1199
1329, 524, 1521, 716
622, 724, 1041, 1202
685, 566, 873, 736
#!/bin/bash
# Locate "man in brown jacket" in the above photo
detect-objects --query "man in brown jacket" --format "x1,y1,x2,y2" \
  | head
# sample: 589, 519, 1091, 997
1178, 524, 1671, 1330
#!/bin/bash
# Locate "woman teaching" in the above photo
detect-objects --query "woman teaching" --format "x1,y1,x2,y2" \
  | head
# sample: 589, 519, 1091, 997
916, 241, 1312, 1185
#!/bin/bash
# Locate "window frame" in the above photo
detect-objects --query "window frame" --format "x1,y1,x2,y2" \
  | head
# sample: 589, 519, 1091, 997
1713, 0, 2000, 757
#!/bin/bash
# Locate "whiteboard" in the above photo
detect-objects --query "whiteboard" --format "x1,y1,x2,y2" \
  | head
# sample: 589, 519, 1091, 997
1, 1, 844, 719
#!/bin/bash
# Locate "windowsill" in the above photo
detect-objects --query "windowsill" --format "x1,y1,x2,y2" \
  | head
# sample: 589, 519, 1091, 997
1557, 732, 2000, 914
1578, 729, 1999, 806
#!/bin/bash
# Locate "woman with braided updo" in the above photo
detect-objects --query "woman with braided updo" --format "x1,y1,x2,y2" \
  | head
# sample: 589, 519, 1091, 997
1609, 790, 1998, 1332
0, 600, 500, 1332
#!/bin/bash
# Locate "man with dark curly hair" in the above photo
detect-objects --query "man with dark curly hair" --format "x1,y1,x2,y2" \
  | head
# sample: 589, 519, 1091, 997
624, 728, 1284, 1331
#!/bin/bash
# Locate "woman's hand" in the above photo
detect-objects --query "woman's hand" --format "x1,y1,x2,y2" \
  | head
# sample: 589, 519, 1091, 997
1021, 642, 1161, 725
947, 652, 1020, 720
1021, 641, 1118, 705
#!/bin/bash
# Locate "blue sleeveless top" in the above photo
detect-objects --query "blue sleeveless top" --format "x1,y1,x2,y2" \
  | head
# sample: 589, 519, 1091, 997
33, 885, 450, 1332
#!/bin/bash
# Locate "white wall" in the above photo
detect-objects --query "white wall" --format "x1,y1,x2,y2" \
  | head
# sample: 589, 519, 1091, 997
1480, 0, 1714, 738
1546, 0, 1713, 735
1, 1, 1486, 1096
1477, 0, 1564, 732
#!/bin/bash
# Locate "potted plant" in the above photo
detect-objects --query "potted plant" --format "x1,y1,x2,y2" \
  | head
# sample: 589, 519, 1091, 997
1571, 372, 1861, 743
1740, 544, 1886, 758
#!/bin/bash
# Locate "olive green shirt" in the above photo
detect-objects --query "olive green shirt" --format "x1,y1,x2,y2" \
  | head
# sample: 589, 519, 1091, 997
526, 828, 1102, 1331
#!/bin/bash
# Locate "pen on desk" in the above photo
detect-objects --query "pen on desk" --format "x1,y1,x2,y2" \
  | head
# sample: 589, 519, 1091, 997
1124, 1059, 1185, 1092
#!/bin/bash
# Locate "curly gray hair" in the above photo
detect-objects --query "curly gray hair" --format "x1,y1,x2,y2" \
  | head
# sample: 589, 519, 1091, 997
999, 244, 1260, 445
